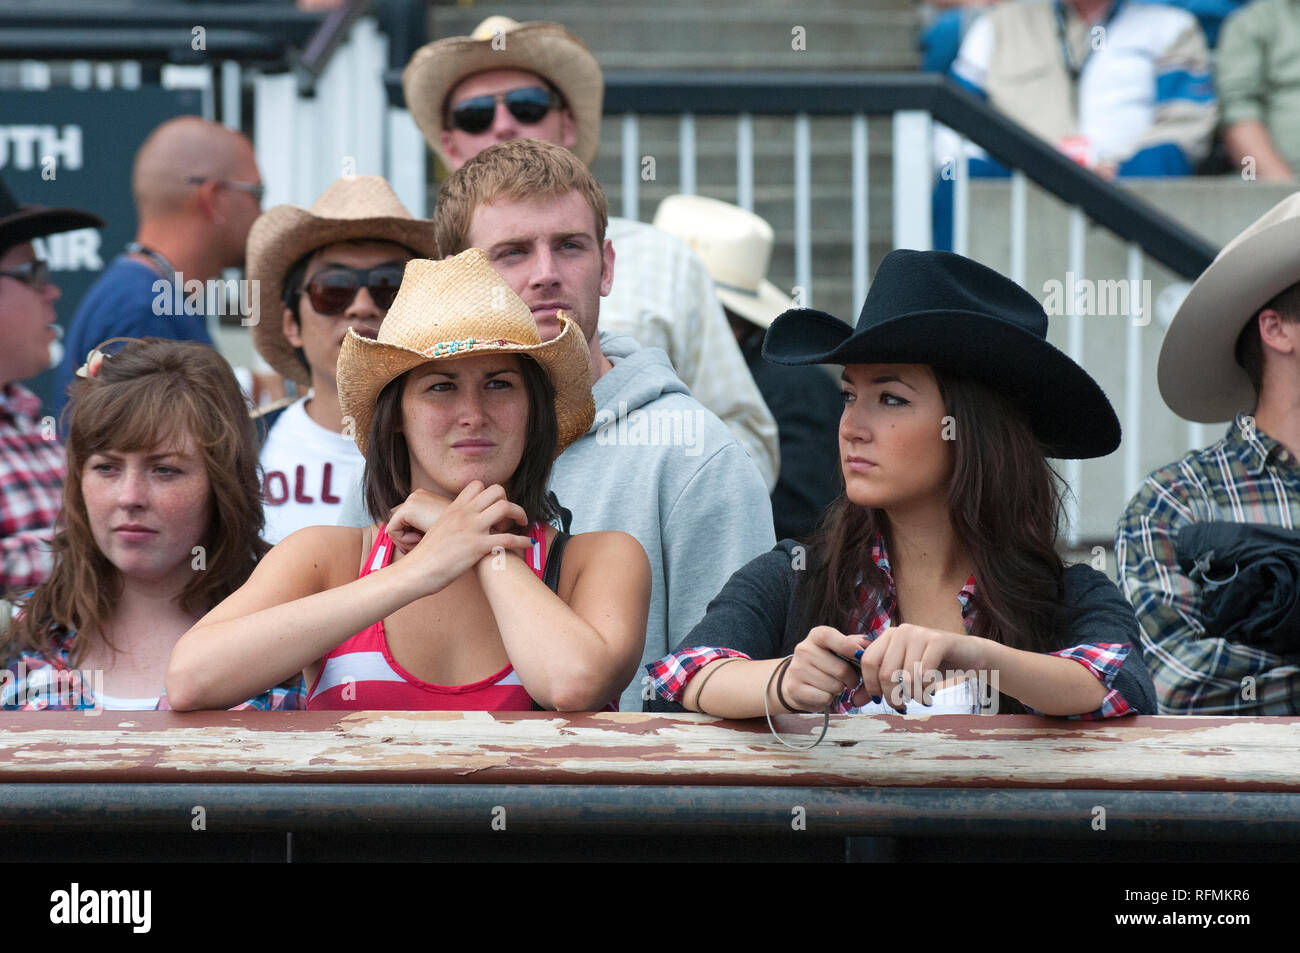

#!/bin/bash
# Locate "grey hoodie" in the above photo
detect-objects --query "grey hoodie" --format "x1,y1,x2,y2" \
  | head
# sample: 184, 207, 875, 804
552, 333, 775, 710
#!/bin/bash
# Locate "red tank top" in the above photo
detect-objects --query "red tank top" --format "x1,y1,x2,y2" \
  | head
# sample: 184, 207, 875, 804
306, 524, 549, 711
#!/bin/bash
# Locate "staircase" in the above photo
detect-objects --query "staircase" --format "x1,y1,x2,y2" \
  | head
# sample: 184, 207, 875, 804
427, 0, 922, 322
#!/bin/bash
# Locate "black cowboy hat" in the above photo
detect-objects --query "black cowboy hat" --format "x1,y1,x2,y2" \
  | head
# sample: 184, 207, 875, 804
763, 249, 1120, 460
0, 174, 104, 254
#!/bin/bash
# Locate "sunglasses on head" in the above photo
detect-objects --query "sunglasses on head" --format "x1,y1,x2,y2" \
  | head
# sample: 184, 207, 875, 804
0, 259, 50, 292
449, 86, 560, 135
300, 264, 405, 315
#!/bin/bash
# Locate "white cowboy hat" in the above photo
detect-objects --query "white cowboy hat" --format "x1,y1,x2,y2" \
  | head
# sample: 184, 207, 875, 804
652, 194, 792, 329
1159, 191, 1300, 423
246, 175, 438, 387
336, 248, 595, 457
403, 16, 604, 168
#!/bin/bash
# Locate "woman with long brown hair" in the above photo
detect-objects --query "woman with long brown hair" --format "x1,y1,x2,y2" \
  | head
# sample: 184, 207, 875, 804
647, 250, 1156, 723
2, 337, 300, 710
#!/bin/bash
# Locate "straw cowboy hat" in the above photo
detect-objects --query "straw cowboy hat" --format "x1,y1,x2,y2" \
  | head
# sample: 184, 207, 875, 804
764, 249, 1121, 460
245, 175, 438, 387
1158, 192, 1300, 423
336, 248, 595, 457
653, 194, 792, 330
402, 16, 604, 168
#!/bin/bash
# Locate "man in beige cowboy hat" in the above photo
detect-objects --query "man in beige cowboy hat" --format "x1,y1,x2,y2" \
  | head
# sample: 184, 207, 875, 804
1116, 192, 1300, 715
402, 15, 780, 491
246, 175, 437, 543
653, 194, 842, 541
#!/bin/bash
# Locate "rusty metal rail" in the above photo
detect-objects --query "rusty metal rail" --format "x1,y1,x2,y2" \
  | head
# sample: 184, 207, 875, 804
0, 712, 1296, 856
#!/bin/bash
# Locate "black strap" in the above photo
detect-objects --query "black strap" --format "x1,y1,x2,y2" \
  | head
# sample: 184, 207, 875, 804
543, 529, 570, 593
530, 528, 571, 711
547, 490, 573, 534
1053, 0, 1125, 86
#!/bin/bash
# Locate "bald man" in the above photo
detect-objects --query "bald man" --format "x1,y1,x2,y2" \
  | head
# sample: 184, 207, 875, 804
52, 117, 263, 419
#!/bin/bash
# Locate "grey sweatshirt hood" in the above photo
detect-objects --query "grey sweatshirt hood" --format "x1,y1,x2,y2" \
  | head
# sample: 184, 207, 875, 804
588, 331, 691, 423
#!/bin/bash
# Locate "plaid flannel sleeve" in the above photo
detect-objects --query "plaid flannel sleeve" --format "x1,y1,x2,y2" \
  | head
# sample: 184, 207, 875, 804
230, 674, 308, 711
1, 652, 98, 711
646, 646, 752, 703
1116, 469, 1300, 714
1027, 642, 1133, 719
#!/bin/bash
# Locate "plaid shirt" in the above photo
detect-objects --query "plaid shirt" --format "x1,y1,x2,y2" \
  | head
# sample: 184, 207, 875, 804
649, 535, 1133, 718
0, 384, 64, 597
1, 628, 306, 711
1116, 413, 1300, 714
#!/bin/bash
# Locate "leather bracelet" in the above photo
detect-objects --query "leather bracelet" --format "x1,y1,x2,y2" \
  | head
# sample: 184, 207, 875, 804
688, 657, 742, 714
774, 656, 801, 713
763, 654, 830, 750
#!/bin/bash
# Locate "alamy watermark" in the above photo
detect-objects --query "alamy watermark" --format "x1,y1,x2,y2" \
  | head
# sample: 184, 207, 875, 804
0, 662, 102, 714
1042, 272, 1151, 326
595, 401, 706, 456
152, 274, 259, 326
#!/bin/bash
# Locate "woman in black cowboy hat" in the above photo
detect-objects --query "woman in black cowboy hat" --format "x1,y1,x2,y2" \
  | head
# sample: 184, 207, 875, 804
646, 250, 1156, 721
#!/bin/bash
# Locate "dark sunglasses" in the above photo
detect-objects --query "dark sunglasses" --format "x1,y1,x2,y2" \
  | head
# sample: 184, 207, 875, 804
0, 259, 50, 292
449, 86, 559, 135
300, 264, 405, 315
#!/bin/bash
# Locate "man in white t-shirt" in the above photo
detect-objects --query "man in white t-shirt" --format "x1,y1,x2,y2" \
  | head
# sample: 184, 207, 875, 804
246, 176, 437, 543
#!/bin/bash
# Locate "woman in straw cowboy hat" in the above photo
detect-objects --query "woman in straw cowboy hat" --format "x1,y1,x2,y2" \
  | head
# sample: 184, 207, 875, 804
647, 250, 1156, 729
167, 250, 649, 712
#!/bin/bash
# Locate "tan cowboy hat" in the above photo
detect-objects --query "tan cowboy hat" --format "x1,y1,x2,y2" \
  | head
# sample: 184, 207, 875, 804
1159, 191, 1300, 423
402, 16, 604, 168
652, 194, 792, 329
336, 248, 595, 457
246, 175, 439, 387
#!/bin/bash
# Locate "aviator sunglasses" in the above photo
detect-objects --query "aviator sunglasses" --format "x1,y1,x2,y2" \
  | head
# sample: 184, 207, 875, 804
300, 263, 405, 315
449, 86, 560, 135
0, 259, 50, 292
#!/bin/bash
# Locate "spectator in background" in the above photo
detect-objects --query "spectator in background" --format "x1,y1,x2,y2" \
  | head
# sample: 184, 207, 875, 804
1218, 0, 1300, 182
0, 175, 103, 597
947, 0, 1216, 178
246, 175, 437, 544
1164, 0, 1248, 48
402, 15, 781, 491
653, 195, 841, 541
53, 117, 263, 421
920, 0, 1002, 74
1117, 193, 1300, 714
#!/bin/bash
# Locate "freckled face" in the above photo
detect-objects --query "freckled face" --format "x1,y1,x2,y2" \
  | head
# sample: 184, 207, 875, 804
81, 431, 213, 587
399, 353, 531, 497
839, 363, 953, 513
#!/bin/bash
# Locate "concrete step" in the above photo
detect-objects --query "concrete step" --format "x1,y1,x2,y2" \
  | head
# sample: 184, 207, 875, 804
429, 3, 919, 70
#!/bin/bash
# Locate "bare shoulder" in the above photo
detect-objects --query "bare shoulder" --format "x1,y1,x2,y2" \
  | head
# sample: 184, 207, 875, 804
562, 530, 650, 579
265, 524, 369, 590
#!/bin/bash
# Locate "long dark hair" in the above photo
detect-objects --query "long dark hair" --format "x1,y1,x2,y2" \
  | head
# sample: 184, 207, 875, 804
363, 354, 560, 525
9, 338, 268, 665
797, 369, 1069, 714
